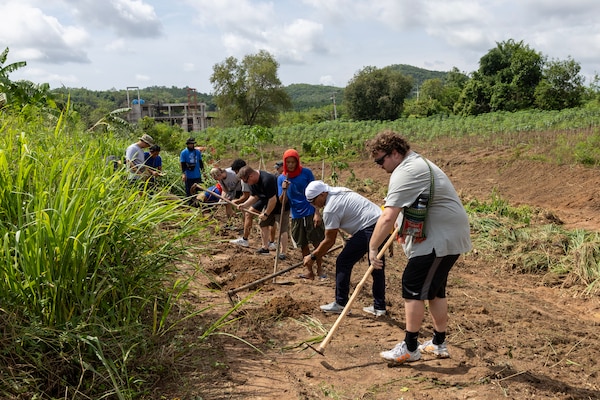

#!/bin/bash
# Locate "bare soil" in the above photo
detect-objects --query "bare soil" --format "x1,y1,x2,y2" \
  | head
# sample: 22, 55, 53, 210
152, 135, 600, 400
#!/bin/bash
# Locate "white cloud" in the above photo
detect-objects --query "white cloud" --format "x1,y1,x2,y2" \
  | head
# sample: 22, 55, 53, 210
0, 3, 90, 64
62, 0, 163, 37
319, 75, 336, 86
3, 0, 600, 91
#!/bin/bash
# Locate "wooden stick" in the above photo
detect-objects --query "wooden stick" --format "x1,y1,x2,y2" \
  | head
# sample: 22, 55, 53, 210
315, 229, 398, 355
198, 186, 262, 217
273, 186, 288, 283
227, 244, 343, 297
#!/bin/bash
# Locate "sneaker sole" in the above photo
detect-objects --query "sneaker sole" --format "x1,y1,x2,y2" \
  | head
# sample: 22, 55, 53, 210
363, 310, 386, 317
381, 353, 420, 364
419, 346, 450, 358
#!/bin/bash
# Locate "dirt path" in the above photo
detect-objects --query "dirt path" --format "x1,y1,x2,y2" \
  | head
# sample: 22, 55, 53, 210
156, 141, 600, 400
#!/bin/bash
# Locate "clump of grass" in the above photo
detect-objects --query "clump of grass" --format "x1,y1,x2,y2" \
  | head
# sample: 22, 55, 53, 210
467, 192, 600, 294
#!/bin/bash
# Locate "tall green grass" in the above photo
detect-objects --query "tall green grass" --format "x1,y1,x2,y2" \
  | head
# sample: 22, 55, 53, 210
0, 109, 209, 398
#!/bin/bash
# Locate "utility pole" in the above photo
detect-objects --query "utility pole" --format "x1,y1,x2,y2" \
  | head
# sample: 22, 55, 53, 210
330, 92, 337, 120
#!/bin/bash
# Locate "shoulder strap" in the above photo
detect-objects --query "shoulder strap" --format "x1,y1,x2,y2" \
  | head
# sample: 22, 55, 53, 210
421, 156, 434, 205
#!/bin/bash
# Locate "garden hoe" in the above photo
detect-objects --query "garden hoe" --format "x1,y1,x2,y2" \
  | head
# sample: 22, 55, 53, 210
226, 244, 343, 307
198, 186, 262, 217
306, 228, 399, 358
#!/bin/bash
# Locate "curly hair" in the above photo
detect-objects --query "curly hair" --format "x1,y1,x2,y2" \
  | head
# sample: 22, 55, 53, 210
366, 130, 411, 158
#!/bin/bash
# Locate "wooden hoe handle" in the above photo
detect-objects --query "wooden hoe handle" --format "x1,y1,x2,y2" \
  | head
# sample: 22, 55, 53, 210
315, 229, 398, 355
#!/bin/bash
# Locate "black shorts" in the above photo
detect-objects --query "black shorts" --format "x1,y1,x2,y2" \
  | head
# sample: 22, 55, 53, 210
402, 251, 460, 300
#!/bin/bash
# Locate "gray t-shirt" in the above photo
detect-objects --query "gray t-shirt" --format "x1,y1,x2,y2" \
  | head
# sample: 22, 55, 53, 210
221, 167, 241, 200
125, 143, 145, 179
385, 151, 471, 258
323, 188, 381, 235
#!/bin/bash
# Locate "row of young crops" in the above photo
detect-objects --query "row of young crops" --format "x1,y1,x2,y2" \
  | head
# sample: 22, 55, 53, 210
1, 103, 600, 398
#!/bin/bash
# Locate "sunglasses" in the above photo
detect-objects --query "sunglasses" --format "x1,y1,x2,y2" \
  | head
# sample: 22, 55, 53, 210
307, 195, 317, 204
374, 153, 390, 166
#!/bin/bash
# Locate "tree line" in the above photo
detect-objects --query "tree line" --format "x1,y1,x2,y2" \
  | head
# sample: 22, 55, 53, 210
208, 39, 598, 125
2, 39, 599, 130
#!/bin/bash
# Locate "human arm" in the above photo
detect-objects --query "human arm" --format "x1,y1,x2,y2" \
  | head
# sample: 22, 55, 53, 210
369, 206, 401, 269
239, 195, 259, 211
313, 207, 322, 226
180, 162, 187, 180
303, 228, 338, 268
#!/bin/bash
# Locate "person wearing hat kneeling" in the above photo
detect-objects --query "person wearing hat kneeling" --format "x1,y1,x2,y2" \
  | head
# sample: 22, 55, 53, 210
125, 133, 157, 184
180, 137, 204, 205
303, 180, 387, 316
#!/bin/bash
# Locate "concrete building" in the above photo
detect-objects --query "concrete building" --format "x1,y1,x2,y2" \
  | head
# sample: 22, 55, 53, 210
126, 87, 212, 132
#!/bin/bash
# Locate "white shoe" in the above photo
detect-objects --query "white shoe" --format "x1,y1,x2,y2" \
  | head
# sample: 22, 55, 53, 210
362, 305, 386, 317
418, 340, 450, 358
268, 241, 277, 251
320, 302, 345, 314
230, 237, 249, 247
380, 342, 421, 364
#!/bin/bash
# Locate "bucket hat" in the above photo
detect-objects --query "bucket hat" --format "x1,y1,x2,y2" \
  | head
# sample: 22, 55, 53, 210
139, 134, 155, 146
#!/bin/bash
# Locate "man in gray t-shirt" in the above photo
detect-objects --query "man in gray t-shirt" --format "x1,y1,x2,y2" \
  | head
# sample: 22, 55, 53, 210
367, 130, 472, 365
303, 181, 387, 317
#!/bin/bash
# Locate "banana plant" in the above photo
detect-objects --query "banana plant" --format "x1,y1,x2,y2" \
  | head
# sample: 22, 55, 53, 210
88, 107, 134, 134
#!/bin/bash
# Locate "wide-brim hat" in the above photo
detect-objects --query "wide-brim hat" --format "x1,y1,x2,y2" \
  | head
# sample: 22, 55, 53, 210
139, 134, 155, 146
186, 137, 196, 145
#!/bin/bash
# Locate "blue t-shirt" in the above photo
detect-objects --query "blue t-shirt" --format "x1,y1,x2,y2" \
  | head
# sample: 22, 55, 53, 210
144, 153, 162, 169
281, 168, 316, 219
180, 148, 202, 179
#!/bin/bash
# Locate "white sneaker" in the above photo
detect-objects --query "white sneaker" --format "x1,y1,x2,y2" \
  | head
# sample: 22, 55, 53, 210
362, 305, 386, 317
268, 241, 277, 251
230, 237, 249, 247
380, 342, 421, 364
418, 340, 450, 358
320, 302, 345, 314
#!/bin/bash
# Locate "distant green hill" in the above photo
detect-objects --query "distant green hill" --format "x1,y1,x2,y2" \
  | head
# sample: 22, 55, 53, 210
52, 65, 450, 114
284, 83, 343, 111
386, 64, 449, 97
284, 65, 450, 109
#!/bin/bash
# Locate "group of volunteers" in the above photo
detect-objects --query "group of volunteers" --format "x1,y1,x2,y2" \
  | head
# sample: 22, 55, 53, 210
127, 129, 472, 365
124, 135, 205, 205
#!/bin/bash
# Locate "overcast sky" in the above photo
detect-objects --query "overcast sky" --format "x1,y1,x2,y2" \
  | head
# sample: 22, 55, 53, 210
2, 0, 599, 93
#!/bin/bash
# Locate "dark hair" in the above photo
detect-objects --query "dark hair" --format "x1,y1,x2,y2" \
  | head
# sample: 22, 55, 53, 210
366, 130, 411, 158
230, 158, 247, 172
149, 144, 161, 152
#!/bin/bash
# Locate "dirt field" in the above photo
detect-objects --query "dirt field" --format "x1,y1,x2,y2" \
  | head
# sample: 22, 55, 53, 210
154, 136, 600, 400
